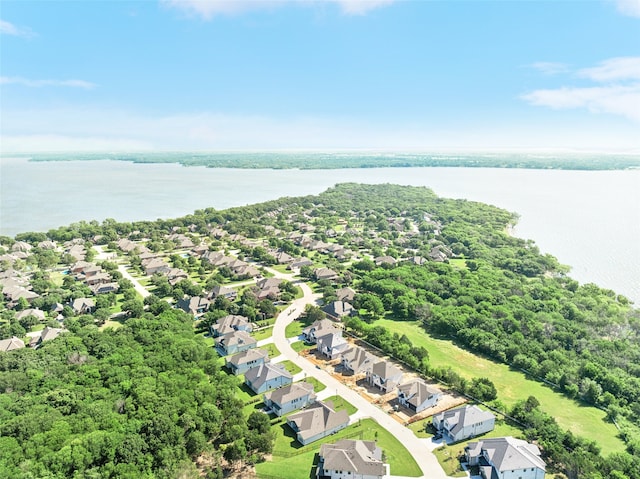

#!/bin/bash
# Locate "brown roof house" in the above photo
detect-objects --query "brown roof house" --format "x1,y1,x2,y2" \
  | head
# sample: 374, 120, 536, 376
226, 348, 270, 376
72, 298, 95, 315
316, 440, 389, 479
366, 360, 403, 393
465, 436, 545, 479
286, 400, 349, 446
433, 405, 496, 443
264, 381, 316, 416
245, 362, 293, 394
0, 336, 25, 352
397, 378, 442, 413
29, 326, 66, 349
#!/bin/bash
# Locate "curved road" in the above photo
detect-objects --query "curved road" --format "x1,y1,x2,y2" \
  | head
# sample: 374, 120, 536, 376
266, 270, 450, 479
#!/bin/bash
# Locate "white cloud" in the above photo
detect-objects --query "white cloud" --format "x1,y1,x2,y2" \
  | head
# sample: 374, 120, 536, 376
0, 19, 34, 37
161, 0, 395, 19
522, 57, 640, 123
529, 62, 570, 75
0, 76, 96, 89
578, 57, 640, 82
614, 0, 640, 17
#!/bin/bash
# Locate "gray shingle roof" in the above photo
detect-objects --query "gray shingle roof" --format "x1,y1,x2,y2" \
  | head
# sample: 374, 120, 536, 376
319, 440, 386, 477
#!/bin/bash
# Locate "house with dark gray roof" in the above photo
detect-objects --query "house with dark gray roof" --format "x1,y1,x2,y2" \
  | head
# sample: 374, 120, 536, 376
226, 348, 269, 375
465, 436, 545, 479
397, 378, 442, 413
176, 296, 210, 316
245, 362, 293, 394
286, 400, 350, 446
302, 318, 339, 343
335, 287, 356, 303
264, 381, 316, 416
317, 440, 389, 479
433, 404, 496, 443
215, 330, 256, 356
322, 301, 354, 320
366, 360, 403, 393
209, 284, 237, 301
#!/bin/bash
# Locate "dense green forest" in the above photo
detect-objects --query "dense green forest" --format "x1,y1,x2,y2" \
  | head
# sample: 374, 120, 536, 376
25, 151, 640, 170
0, 310, 273, 478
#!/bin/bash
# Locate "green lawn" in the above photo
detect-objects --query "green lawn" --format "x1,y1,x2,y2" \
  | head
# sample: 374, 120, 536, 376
263, 343, 281, 358
291, 341, 315, 353
375, 319, 624, 455
432, 419, 525, 477
303, 376, 326, 393
448, 258, 468, 270
278, 360, 302, 375
255, 418, 421, 479
253, 326, 274, 341
322, 395, 357, 416
285, 321, 303, 338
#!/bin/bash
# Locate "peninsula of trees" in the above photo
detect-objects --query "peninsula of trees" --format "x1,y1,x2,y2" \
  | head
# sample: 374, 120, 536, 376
1, 183, 639, 479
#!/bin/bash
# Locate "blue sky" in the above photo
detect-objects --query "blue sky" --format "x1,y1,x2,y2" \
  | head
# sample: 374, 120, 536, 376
1, 0, 639, 152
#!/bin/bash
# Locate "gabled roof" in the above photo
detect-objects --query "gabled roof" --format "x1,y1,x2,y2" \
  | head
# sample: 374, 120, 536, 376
213, 315, 252, 335
398, 378, 441, 407
216, 330, 256, 350
302, 318, 338, 338
436, 405, 495, 436
341, 346, 376, 374
287, 400, 349, 442
323, 300, 354, 318
371, 360, 402, 380
0, 336, 25, 352
16, 308, 46, 321
467, 436, 545, 472
336, 287, 356, 302
317, 330, 348, 351
227, 348, 269, 367
264, 381, 315, 406
319, 440, 386, 477
245, 362, 292, 390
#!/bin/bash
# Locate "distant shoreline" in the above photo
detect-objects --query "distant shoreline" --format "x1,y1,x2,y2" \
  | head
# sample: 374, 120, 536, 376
14, 152, 640, 171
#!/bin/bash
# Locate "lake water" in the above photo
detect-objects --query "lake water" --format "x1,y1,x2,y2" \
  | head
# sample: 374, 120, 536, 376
1, 157, 638, 304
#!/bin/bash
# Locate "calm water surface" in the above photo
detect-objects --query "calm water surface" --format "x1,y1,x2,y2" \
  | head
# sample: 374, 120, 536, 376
1, 158, 638, 304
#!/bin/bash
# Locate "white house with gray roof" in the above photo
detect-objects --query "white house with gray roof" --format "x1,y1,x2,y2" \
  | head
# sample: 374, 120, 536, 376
433, 404, 496, 442
287, 400, 349, 446
317, 331, 350, 360
264, 381, 316, 416
317, 439, 389, 479
215, 330, 256, 356
302, 318, 339, 344
366, 360, 403, 393
340, 346, 375, 375
465, 436, 545, 479
397, 378, 442, 413
226, 348, 269, 375
211, 314, 253, 337
245, 362, 293, 394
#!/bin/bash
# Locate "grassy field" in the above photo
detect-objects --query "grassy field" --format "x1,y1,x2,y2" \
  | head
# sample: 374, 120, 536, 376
285, 321, 303, 338
304, 377, 327, 393
252, 326, 274, 341
278, 360, 302, 375
255, 418, 421, 478
291, 340, 315, 353
375, 319, 624, 455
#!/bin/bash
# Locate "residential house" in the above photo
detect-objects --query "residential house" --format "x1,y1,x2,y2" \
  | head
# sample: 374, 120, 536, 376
29, 326, 65, 348
142, 257, 170, 275
0, 336, 25, 352
335, 287, 356, 303
397, 379, 442, 413
264, 381, 316, 416
317, 440, 389, 479
340, 346, 376, 375
288, 258, 314, 270
16, 308, 46, 322
314, 267, 339, 282
465, 436, 545, 479
245, 362, 293, 394
322, 301, 354, 320
366, 360, 403, 393
256, 277, 283, 300
91, 282, 120, 295
72, 298, 95, 315
286, 400, 350, 446
215, 330, 256, 356
226, 348, 270, 375
317, 331, 350, 360
211, 314, 253, 337
433, 405, 496, 442
374, 256, 397, 267
302, 318, 339, 343
176, 296, 210, 316
209, 285, 238, 301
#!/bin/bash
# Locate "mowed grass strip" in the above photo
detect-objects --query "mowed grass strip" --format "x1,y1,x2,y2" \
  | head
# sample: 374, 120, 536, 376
375, 319, 624, 455
255, 418, 421, 478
